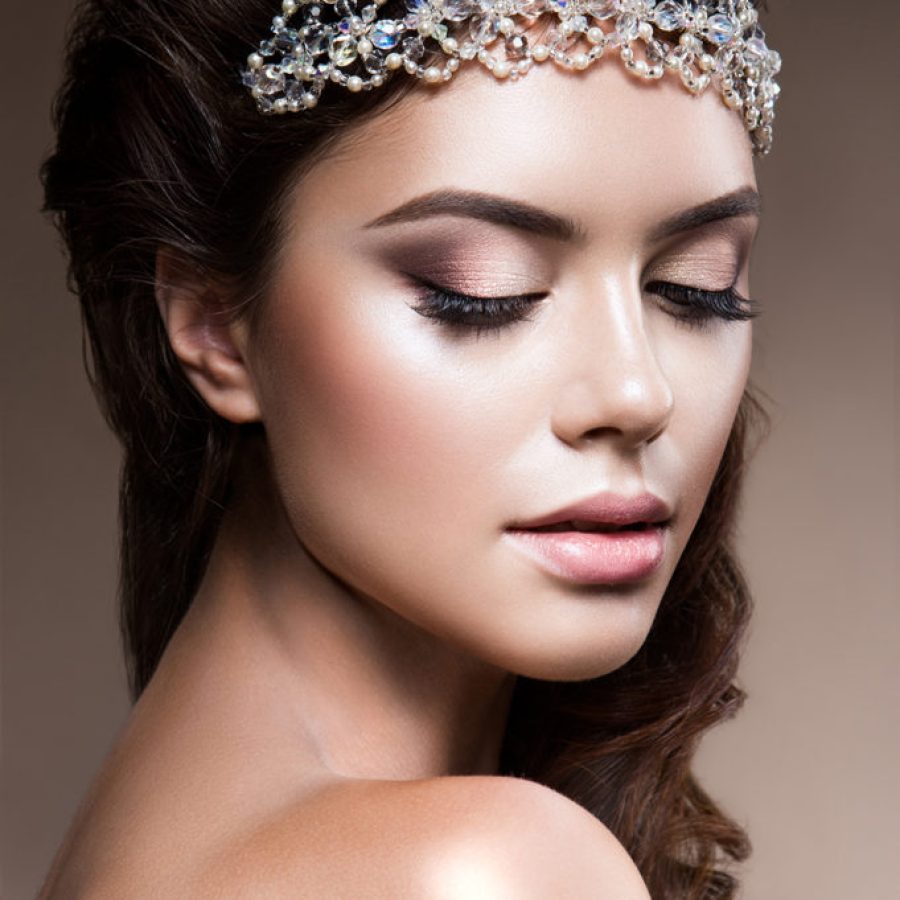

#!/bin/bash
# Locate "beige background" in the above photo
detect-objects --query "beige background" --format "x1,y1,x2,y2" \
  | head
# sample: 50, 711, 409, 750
2, 1, 898, 897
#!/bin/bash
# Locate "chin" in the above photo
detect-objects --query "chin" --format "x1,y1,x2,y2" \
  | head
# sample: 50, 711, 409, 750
481, 615, 656, 684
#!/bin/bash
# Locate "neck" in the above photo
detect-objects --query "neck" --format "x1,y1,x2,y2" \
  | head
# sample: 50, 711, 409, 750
179, 435, 517, 782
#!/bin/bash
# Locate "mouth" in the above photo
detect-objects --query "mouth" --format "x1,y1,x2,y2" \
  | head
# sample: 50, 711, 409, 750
520, 520, 666, 534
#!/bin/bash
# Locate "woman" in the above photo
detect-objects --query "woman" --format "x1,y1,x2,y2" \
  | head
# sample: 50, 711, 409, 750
38, 0, 781, 896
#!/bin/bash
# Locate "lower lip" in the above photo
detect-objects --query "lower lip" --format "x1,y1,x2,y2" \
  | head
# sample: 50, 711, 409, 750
504, 525, 668, 584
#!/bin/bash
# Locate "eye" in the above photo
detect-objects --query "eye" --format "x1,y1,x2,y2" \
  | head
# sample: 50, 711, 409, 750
646, 280, 762, 330
409, 277, 548, 337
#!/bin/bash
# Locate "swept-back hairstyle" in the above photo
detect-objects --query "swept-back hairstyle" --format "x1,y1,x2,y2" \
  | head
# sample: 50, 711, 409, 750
43, 0, 771, 895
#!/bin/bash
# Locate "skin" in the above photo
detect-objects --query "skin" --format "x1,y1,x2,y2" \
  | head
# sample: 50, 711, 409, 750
39, 49, 758, 899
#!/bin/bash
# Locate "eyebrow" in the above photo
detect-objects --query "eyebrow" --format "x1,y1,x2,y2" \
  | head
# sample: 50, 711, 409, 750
362, 186, 761, 243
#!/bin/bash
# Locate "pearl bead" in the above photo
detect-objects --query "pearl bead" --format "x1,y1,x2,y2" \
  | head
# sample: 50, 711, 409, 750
357, 38, 373, 55
572, 53, 589, 70
532, 44, 549, 62
493, 60, 512, 78
385, 52, 403, 69
347, 75, 363, 91
423, 65, 442, 83
587, 27, 604, 44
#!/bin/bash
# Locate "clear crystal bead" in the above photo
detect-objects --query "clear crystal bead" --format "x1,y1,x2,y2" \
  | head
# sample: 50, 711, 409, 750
258, 66, 285, 95
329, 33, 359, 65
585, 0, 616, 19
364, 53, 387, 73
473, 14, 500, 43
745, 36, 767, 59
517, 0, 543, 18
371, 21, 402, 49
304, 26, 330, 56
569, 15, 588, 33
335, 0, 356, 15
653, 1, 684, 32
442, 0, 476, 21
402, 34, 425, 59
705, 13, 736, 46
284, 80, 305, 100
361, 4, 378, 22
616, 13, 639, 42
505, 33, 528, 58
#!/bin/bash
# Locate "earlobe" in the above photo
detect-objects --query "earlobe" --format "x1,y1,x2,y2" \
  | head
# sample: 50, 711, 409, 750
154, 247, 261, 424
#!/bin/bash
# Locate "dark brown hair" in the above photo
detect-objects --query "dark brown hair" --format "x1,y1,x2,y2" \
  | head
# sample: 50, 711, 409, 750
42, 0, 771, 896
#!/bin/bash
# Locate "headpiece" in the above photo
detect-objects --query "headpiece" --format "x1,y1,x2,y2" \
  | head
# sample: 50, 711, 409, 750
242, 0, 782, 154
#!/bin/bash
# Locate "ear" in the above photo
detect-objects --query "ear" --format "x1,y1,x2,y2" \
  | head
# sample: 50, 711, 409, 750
154, 247, 261, 424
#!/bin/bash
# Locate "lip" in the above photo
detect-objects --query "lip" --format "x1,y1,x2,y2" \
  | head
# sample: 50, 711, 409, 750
504, 490, 673, 585
507, 490, 673, 530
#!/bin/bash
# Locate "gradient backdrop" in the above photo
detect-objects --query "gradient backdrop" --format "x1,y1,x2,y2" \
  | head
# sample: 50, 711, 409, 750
3, 1, 898, 897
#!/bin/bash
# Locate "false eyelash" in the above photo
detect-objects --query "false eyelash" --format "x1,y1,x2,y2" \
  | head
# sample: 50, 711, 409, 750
645, 280, 763, 329
409, 279, 547, 336
408, 278, 763, 336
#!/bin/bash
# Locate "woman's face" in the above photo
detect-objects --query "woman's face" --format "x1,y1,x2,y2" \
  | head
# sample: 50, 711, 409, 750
240, 58, 758, 681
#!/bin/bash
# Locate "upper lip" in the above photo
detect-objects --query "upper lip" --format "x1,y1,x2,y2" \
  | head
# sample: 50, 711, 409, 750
508, 490, 673, 530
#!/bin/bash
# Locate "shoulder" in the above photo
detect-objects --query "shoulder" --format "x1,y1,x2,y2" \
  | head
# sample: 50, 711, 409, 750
193, 775, 650, 899
416, 776, 651, 899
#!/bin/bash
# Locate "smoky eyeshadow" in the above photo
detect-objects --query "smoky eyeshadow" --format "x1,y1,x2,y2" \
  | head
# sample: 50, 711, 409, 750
373, 226, 553, 296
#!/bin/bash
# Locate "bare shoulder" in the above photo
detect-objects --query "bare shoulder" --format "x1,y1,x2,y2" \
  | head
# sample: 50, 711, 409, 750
194, 775, 650, 899
415, 775, 651, 899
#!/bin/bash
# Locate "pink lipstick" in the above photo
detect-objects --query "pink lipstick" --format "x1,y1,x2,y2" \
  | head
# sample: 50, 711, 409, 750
504, 490, 672, 585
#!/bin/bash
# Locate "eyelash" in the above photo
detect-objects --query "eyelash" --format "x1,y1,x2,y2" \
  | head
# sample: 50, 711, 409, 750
410, 278, 762, 336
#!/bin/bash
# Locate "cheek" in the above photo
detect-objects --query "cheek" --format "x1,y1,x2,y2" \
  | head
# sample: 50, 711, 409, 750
248, 278, 525, 577
664, 324, 753, 528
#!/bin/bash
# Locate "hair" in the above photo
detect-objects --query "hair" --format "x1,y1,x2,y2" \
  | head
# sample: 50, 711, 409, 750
43, 0, 772, 896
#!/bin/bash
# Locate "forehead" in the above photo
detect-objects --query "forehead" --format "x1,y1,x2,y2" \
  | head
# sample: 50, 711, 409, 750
288, 56, 756, 235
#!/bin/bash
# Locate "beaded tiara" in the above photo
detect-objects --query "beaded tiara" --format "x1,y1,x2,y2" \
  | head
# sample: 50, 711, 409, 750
242, 0, 782, 154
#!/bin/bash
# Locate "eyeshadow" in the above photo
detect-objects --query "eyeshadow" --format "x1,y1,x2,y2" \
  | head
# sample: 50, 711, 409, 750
371, 221, 554, 295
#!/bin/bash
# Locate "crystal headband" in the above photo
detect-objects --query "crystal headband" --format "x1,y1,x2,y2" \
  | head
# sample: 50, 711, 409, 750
242, 0, 782, 154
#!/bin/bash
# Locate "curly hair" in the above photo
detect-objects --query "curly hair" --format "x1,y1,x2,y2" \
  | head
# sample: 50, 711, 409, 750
42, 0, 772, 895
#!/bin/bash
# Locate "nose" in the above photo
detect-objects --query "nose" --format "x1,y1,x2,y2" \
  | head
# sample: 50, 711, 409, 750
550, 277, 675, 451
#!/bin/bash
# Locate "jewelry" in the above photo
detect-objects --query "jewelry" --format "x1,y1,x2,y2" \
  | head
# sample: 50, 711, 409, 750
242, 0, 782, 155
